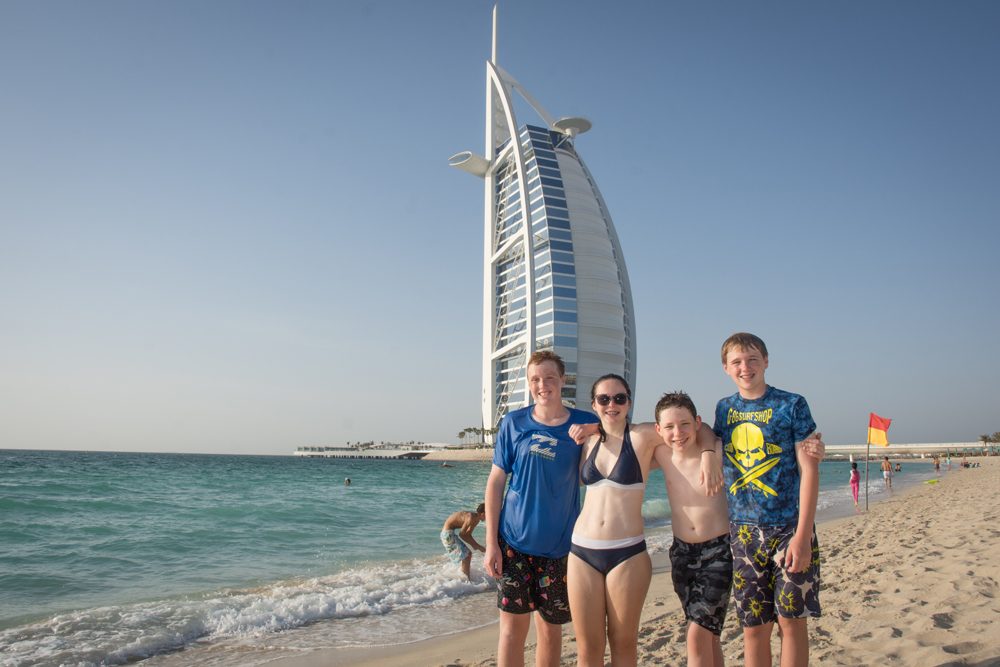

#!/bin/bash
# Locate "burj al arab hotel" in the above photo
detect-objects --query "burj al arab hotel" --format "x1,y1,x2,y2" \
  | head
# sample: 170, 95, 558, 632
450, 7, 636, 432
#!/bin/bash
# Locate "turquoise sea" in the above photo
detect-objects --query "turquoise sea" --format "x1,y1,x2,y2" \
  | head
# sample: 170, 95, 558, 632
0, 449, 937, 667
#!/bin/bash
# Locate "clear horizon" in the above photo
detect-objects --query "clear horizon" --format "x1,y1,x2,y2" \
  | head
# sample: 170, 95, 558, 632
2, 1, 998, 455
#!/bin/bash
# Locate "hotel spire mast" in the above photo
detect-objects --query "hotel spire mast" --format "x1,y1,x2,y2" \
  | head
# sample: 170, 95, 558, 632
450, 6, 636, 434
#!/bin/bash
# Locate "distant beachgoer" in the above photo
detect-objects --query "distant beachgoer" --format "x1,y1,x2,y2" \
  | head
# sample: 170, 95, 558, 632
850, 462, 861, 508
344, 477, 351, 486
894, 462, 902, 473
933, 456, 941, 474
441, 503, 486, 580
881, 457, 892, 490
483, 350, 599, 666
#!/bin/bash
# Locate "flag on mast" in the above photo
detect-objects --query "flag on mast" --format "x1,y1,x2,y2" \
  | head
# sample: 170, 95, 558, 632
867, 412, 892, 446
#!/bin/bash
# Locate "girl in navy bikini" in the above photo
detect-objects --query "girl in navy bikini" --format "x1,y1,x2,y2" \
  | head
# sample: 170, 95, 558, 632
567, 374, 719, 666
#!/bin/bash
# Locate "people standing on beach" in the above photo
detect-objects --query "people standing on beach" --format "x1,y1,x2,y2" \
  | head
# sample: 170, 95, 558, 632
933, 456, 941, 474
849, 462, 861, 508
568, 384, 823, 667
441, 503, 487, 580
483, 350, 599, 667
566, 377, 721, 667
881, 457, 893, 490
714, 332, 822, 667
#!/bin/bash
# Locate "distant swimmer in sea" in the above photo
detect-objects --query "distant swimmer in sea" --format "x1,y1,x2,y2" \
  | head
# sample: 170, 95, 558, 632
344, 477, 351, 486
441, 503, 486, 580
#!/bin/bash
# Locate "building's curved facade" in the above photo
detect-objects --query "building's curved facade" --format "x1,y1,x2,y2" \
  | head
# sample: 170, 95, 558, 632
450, 10, 635, 431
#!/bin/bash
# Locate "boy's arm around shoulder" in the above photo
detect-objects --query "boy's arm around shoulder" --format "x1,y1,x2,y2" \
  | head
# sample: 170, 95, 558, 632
796, 431, 826, 461
569, 422, 600, 444
697, 423, 723, 496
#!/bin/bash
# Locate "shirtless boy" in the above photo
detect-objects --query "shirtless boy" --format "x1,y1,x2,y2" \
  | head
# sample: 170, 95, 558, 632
653, 392, 732, 667
441, 503, 486, 580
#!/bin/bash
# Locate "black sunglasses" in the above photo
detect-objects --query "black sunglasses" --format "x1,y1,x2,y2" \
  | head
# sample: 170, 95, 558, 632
595, 393, 629, 406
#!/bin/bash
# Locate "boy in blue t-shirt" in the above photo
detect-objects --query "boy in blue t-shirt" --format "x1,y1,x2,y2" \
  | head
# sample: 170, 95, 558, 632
484, 351, 598, 666
713, 333, 821, 667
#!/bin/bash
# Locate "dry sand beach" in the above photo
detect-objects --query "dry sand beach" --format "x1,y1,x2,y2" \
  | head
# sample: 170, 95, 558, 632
272, 458, 1000, 667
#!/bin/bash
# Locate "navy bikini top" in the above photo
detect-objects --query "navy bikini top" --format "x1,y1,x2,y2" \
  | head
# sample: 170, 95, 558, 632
580, 426, 645, 490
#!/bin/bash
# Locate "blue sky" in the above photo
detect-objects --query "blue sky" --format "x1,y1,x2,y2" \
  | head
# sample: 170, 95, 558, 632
2, 1, 998, 454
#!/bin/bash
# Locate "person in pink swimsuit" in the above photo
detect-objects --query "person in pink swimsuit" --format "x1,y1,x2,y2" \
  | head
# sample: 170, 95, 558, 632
849, 462, 861, 508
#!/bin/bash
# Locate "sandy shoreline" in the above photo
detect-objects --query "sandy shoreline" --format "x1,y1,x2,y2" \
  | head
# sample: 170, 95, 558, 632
267, 458, 1000, 667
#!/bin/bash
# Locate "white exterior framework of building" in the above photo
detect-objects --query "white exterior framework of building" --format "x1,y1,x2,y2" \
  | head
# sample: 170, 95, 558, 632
450, 7, 636, 431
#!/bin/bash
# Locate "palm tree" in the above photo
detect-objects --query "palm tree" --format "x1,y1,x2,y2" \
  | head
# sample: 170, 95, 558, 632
458, 430, 466, 444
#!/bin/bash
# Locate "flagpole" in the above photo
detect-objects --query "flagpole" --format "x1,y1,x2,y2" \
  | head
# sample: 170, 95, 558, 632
864, 437, 871, 512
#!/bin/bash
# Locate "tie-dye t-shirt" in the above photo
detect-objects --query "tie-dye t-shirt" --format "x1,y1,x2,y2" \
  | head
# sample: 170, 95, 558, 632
713, 386, 816, 526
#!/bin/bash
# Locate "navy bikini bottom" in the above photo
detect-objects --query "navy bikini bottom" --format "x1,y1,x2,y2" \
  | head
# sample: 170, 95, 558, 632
570, 538, 648, 576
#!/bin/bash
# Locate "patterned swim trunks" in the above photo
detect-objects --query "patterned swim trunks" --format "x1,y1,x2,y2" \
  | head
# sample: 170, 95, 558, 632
441, 529, 471, 564
669, 533, 733, 635
495, 536, 571, 624
730, 523, 821, 627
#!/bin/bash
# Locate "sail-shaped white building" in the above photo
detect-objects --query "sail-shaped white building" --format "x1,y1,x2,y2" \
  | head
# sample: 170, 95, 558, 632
450, 8, 636, 432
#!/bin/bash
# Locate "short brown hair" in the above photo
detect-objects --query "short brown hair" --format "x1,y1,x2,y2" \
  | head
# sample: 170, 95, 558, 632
527, 350, 565, 376
475, 502, 486, 515
721, 332, 769, 364
654, 391, 698, 423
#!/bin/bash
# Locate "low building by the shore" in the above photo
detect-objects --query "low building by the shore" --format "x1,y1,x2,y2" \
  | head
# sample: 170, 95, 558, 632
293, 443, 493, 461
823, 442, 988, 459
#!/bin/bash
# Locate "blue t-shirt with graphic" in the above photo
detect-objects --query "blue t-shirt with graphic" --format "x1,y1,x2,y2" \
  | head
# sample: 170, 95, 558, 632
713, 386, 816, 527
493, 406, 599, 558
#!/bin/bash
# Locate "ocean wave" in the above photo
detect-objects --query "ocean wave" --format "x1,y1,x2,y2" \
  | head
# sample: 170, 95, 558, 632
0, 557, 490, 667
641, 497, 671, 521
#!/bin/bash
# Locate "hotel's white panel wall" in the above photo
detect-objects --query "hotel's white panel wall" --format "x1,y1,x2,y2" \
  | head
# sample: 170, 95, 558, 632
556, 150, 632, 403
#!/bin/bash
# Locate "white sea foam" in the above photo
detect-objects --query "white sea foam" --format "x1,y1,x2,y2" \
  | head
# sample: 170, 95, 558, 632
640, 497, 671, 521
0, 557, 490, 667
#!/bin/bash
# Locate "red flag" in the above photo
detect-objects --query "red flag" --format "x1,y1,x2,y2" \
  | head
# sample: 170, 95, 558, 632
868, 412, 892, 446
